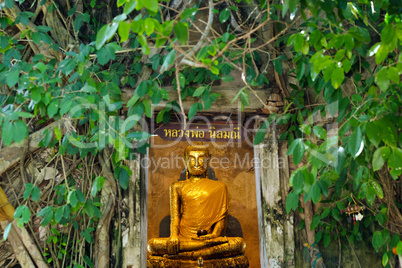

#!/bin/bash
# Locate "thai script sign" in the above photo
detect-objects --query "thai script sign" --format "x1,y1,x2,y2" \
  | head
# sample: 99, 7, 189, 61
154, 123, 249, 142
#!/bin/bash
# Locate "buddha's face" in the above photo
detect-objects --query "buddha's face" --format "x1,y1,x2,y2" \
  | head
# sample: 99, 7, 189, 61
186, 149, 209, 176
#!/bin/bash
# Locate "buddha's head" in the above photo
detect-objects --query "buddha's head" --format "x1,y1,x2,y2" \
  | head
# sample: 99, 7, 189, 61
184, 145, 210, 176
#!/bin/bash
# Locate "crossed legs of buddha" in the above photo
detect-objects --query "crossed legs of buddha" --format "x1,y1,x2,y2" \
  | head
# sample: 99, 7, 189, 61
148, 237, 246, 259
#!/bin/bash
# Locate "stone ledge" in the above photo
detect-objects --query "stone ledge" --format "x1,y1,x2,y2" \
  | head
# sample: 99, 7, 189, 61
147, 255, 249, 268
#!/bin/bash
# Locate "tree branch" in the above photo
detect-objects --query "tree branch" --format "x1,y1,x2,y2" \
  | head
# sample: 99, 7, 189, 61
175, 63, 187, 129
179, 0, 213, 63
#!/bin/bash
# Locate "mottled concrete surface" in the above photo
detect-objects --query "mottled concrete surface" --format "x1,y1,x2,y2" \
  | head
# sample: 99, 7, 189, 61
147, 137, 260, 267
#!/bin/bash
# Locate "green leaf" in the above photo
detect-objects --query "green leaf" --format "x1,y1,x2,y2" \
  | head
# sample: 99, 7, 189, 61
47, 101, 59, 118
126, 131, 151, 140
397, 241, 402, 256
382, 252, 389, 267
372, 231, 383, 252
68, 191, 78, 207
54, 126, 62, 140
221, 32, 230, 43
375, 44, 389, 64
141, 0, 158, 13
311, 183, 321, 204
388, 66, 400, 84
210, 66, 219, 75
123, 0, 137, 14
287, 138, 305, 165
366, 121, 381, 147
41, 210, 53, 226
342, 58, 351, 73
5, 0, 14, 8
388, 148, 402, 179
3, 223, 12, 240
367, 184, 377, 205
37, 206, 53, 217
375, 67, 390, 91
188, 103, 198, 120
160, 50, 176, 73
119, 167, 129, 190
381, 24, 395, 43
81, 84, 97, 93
294, 34, 304, 52
372, 146, 391, 171
332, 208, 340, 221
131, 19, 144, 34
6, 69, 19, 88
254, 120, 269, 145
349, 126, 363, 158
95, 23, 119, 50
331, 67, 344, 89
285, 191, 299, 213
23, 183, 34, 200
315, 231, 322, 243
60, 99, 74, 116
178, 73, 186, 87
135, 81, 148, 97
13, 120, 28, 143
313, 125, 326, 139
310, 214, 320, 230
117, 0, 127, 7
370, 180, 383, 199
54, 207, 63, 223
144, 18, 155, 36
273, 58, 283, 75
222, 76, 234, 82
91, 176, 105, 197
219, 8, 230, 23
293, 170, 304, 194
31, 186, 40, 202
299, 124, 311, 136
351, 94, 362, 103
138, 34, 150, 54
334, 49, 345, 61
31, 87, 42, 102
174, 22, 188, 45
142, 99, 152, 118
1, 120, 13, 146
193, 86, 206, 97
323, 232, 331, 247
118, 21, 131, 42
156, 110, 165, 123
181, 7, 198, 20
36, 25, 52, 32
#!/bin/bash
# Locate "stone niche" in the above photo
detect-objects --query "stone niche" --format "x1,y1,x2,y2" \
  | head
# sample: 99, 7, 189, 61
147, 136, 261, 267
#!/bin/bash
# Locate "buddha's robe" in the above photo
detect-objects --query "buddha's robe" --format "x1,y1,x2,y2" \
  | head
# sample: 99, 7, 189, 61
179, 179, 228, 238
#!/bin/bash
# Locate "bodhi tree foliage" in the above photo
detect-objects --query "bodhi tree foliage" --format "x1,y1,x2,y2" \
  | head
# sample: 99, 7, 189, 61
265, 0, 402, 267
0, 0, 401, 267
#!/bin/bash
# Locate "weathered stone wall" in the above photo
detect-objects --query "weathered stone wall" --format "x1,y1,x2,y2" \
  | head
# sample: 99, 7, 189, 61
254, 122, 295, 268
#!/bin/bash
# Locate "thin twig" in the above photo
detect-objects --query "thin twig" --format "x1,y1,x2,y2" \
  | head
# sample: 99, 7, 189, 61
175, 63, 187, 129
60, 155, 70, 192
180, 0, 213, 63
250, 16, 302, 53
347, 236, 362, 268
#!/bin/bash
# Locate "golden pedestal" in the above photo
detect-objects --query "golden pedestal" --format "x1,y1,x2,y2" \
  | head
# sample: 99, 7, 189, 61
147, 255, 249, 268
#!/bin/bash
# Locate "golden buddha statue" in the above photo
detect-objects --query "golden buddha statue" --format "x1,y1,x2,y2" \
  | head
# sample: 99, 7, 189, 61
147, 144, 249, 267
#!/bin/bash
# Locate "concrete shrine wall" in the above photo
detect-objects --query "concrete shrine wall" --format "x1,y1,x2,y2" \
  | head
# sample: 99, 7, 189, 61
121, 123, 297, 268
